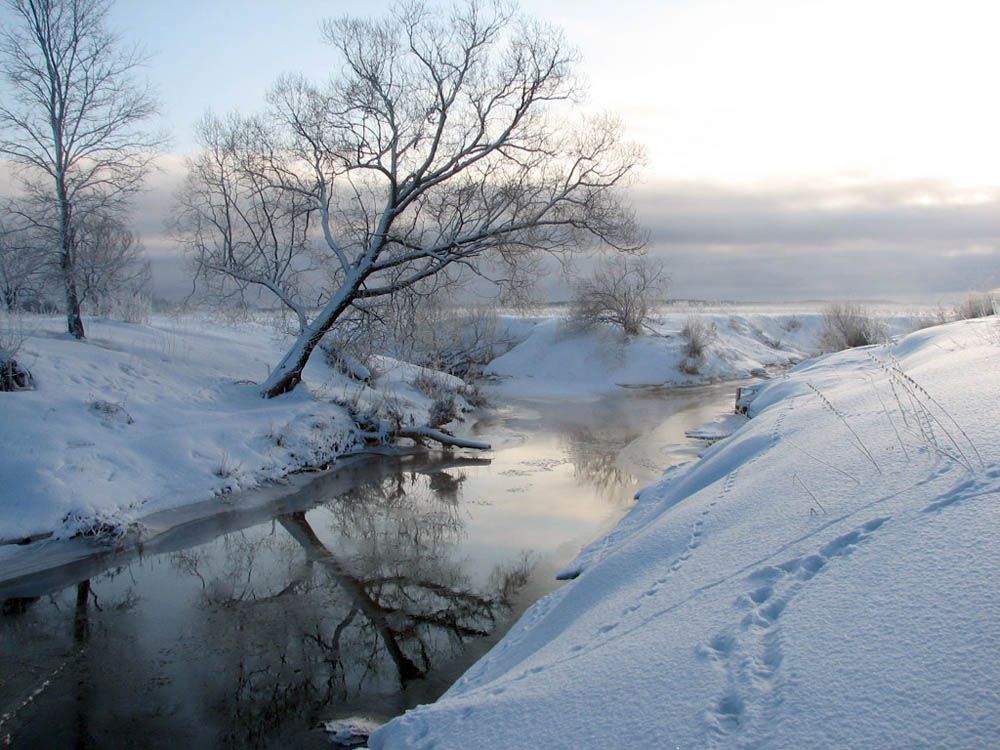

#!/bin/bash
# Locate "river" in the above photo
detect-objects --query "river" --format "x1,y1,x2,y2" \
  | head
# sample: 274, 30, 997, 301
0, 383, 739, 748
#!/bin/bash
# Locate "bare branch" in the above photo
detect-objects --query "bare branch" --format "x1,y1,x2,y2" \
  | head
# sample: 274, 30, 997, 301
176, 0, 645, 397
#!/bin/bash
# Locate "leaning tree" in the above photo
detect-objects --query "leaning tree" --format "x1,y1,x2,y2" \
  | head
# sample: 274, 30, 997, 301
0, 0, 160, 339
181, 0, 644, 398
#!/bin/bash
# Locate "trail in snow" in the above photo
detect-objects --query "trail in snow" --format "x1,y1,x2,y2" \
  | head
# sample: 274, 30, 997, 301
701, 515, 890, 744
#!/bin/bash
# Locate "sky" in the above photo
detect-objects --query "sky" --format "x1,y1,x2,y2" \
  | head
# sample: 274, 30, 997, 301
7, 0, 1000, 302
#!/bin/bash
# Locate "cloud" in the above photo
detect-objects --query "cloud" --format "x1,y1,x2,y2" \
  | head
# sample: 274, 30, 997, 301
633, 177, 1000, 247
617, 177, 1000, 300
6, 159, 998, 302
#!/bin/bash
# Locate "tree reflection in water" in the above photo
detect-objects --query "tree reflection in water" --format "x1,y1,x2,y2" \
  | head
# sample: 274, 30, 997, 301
1, 387, 734, 748
168, 462, 532, 747
564, 427, 638, 496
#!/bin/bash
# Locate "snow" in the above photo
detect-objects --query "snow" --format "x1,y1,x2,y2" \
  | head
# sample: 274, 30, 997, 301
324, 717, 383, 747
1, 307, 915, 547
0, 315, 474, 545
486, 311, 918, 397
369, 316, 1000, 749
685, 412, 748, 441
3, 306, 996, 747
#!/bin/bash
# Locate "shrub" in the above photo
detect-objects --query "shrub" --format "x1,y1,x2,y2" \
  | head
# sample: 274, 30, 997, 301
782, 315, 802, 332
322, 297, 504, 384
682, 317, 715, 358
679, 316, 716, 374
106, 293, 151, 325
322, 337, 373, 383
907, 307, 949, 332
817, 303, 887, 352
0, 312, 33, 391
428, 395, 459, 427
409, 303, 502, 379
569, 256, 667, 336
954, 292, 995, 320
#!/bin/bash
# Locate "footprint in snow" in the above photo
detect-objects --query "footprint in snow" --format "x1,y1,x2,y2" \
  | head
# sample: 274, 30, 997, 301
701, 515, 890, 744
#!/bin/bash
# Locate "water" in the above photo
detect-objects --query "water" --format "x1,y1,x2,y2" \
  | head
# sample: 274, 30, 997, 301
0, 384, 738, 748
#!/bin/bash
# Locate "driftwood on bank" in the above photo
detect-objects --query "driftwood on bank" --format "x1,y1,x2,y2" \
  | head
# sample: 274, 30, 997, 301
392, 426, 491, 451
358, 424, 491, 451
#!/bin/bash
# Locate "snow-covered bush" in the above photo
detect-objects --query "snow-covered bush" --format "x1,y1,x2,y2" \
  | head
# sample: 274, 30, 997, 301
569, 256, 667, 336
413, 370, 464, 426
322, 335, 374, 383
682, 317, 715, 359
907, 307, 949, 332
0, 311, 33, 391
782, 315, 802, 332
62, 510, 135, 543
314, 284, 510, 388
0, 355, 33, 391
427, 395, 459, 427
680, 317, 716, 374
213, 449, 241, 480
817, 303, 887, 352
402, 302, 503, 380
954, 292, 995, 320
0, 311, 26, 356
101, 293, 152, 325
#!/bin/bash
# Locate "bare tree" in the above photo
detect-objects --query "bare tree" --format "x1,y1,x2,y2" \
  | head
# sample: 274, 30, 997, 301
0, 217, 48, 310
176, 113, 315, 332
0, 0, 160, 339
73, 211, 149, 316
569, 255, 666, 335
180, 1, 642, 398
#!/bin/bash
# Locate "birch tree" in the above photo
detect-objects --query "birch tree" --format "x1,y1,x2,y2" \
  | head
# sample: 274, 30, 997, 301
181, 1, 643, 398
0, 0, 160, 339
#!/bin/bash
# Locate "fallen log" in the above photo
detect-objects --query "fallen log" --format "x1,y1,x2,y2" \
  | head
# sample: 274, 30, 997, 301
393, 426, 491, 451
358, 423, 491, 451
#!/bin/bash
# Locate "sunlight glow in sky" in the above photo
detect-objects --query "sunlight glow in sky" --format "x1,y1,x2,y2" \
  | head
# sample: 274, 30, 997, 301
110, 0, 1000, 187
5, 0, 1000, 299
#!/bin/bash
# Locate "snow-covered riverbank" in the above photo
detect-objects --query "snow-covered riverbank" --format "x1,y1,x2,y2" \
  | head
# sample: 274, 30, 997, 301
0, 315, 473, 544
369, 316, 1000, 748
0, 307, 920, 549
486, 309, 919, 396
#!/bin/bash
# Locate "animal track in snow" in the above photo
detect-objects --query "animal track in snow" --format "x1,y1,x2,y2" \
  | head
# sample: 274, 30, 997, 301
923, 465, 1000, 513
605, 401, 796, 634
701, 515, 889, 745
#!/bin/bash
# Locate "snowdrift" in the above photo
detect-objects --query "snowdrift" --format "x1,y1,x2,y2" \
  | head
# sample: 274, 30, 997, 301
371, 316, 1000, 749
486, 310, 918, 397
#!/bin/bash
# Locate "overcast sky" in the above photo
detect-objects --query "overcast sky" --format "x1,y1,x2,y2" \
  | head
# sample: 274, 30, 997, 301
7, 0, 1000, 301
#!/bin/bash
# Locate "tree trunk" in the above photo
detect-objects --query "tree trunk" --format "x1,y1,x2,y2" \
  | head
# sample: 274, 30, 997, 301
260, 275, 360, 398
59, 196, 85, 339
62, 252, 85, 339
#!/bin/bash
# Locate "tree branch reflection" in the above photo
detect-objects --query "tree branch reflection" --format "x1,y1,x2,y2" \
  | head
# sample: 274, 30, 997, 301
165, 460, 531, 747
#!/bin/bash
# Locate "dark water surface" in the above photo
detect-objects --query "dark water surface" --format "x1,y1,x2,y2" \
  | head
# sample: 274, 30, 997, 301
0, 385, 737, 748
